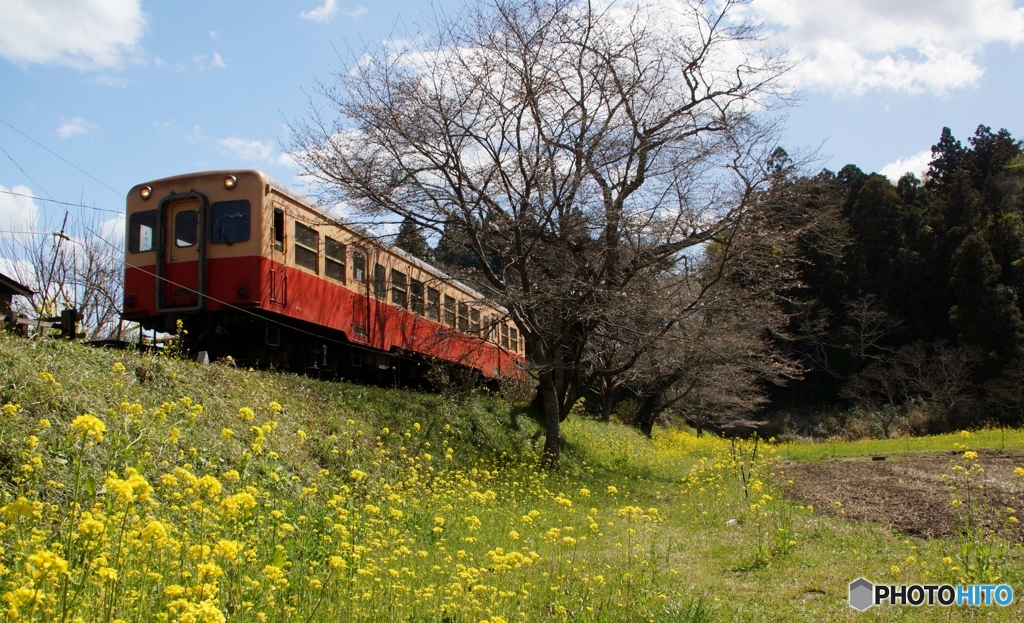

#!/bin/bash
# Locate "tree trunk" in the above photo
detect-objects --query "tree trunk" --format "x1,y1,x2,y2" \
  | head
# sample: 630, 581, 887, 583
539, 369, 562, 466
634, 393, 659, 437
600, 385, 614, 422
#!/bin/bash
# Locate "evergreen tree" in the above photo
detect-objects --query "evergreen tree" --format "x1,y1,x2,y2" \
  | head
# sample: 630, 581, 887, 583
433, 221, 480, 270
394, 216, 432, 261
949, 233, 1024, 369
927, 127, 966, 190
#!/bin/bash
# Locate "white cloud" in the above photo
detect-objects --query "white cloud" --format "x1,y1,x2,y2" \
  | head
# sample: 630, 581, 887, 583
0, 183, 40, 230
0, 257, 36, 290
348, 6, 368, 18
99, 213, 125, 247
55, 117, 99, 139
276, 152, 300, 169
301, 0, 338, 23
217, 137, 274, 162
880, 149, 933, 182
92, 74, 129, 87
751, 0, 1024, 96
0, 0, 147, 70
194, 52, 226, 71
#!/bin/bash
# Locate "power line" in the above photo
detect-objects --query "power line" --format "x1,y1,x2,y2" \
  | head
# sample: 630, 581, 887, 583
0, 117, 121, 197
0, 143, 54, 200
0, 229, 49, 236
0, 189, 121, 214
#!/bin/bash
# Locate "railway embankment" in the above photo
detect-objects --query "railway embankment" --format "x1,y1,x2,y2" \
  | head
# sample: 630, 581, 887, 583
1, 333, 1023, 621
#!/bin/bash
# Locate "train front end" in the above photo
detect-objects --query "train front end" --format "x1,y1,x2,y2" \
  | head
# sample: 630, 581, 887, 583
123, 170, 267, 339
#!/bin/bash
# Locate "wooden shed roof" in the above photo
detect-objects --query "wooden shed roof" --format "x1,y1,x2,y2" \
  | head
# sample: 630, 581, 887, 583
0, 271, 34, 298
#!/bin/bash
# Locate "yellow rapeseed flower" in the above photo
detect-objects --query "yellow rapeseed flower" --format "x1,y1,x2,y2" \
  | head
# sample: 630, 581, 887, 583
69, 413, 106, 443
141, 519, 169, 546
104, 468, 154, 505
1, 497, 39, 520
25, 548, 69, 582
2, 586, 42, 618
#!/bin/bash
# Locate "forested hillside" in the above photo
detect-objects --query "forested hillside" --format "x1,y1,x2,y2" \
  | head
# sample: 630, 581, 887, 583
765, 125, 1024, 435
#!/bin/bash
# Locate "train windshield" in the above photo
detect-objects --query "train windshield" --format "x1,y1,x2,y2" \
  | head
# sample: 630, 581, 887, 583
128, 210, 156, 253
210, 200, 250, 244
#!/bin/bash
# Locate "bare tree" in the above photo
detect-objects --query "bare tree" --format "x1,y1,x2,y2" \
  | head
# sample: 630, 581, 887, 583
292, 0, 791, 463
984, 359, 1024, 426
841, 341, 978, 436
0, 211, 126, 340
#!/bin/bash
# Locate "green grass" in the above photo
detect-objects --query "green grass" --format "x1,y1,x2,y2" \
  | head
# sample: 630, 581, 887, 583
0, 333, 1023, 622
779, 428, 1024, 462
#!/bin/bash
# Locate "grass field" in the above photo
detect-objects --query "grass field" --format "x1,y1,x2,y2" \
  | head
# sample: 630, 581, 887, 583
0, 333, 1022, 622
780, 428, 1024, 462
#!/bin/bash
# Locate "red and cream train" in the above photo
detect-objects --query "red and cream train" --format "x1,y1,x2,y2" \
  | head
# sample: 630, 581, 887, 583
122, 170, 523, 384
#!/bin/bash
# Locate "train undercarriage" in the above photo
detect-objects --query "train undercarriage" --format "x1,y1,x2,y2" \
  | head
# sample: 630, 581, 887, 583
136, 310, 470, 389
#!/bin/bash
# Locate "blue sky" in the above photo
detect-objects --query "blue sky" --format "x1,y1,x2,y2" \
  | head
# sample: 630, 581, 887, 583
2, 0, 1023, 252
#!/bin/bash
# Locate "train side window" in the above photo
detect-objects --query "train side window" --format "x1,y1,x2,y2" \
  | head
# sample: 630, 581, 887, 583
294, 222, 319, 272
175, 210, 198, 247
353, 251, 366, 282
443, 295, 456, 327
272, 208, 285, 251
501, 323, 509, 349
391, 269, 407, 307
325, 237, 346, 282
410, 278, 424, 315
510, 327, 519, 352
128, 210, 156, 253
427, 287, 440, 321
470, 308, 480, 334
457, 302, 469, 332
210, 200, 251, 244
373, 263, 386, 299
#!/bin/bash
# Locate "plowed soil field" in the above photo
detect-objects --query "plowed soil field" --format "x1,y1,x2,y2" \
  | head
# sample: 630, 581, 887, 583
783, 450, 1024, 540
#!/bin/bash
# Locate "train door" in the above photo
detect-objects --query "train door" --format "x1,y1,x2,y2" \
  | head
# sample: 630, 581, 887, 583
157, 192, 206, 312
269, 206, 287, 306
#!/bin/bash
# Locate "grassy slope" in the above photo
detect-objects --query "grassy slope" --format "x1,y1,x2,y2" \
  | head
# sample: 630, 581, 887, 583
0, 334, 1022, 622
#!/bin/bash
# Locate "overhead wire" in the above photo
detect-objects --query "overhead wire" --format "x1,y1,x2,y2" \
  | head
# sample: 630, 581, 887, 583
0, 143, 55, 200
0, 189, 122, 214
0, 117, 122, 197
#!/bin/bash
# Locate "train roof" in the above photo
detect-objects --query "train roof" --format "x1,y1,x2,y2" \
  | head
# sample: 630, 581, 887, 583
133, 169, 504, 313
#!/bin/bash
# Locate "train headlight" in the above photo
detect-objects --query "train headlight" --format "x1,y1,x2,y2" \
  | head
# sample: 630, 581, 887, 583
224, 175, 237, 189
140, 186, 152, 199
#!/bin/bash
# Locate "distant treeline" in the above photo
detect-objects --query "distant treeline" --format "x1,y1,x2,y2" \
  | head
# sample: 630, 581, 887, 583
766, 125, 1024, 434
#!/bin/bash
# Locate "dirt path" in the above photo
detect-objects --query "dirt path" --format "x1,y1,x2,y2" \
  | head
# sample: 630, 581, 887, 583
782, 450, 1024, 539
